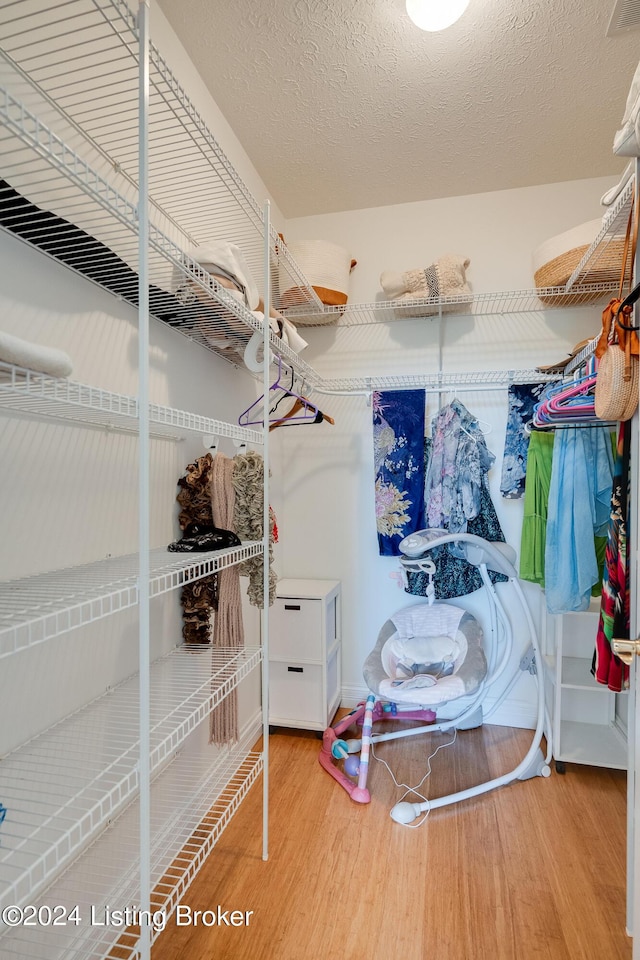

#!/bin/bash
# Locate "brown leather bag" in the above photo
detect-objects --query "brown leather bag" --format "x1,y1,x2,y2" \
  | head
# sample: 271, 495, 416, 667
595, 186, 640, 382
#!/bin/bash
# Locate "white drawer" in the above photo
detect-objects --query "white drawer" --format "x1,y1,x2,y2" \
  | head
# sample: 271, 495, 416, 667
269, 660, 324, 726
269, 597, 323, 661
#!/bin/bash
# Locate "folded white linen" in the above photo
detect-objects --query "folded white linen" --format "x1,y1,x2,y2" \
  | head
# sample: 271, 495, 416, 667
601, 161, 634, 206
185, 241, 260, 310
0, 330, 73, 378
613, 60, 640, 157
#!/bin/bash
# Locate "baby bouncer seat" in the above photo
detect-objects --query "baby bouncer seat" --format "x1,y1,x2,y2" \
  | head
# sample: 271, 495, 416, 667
319, 530, 552, 823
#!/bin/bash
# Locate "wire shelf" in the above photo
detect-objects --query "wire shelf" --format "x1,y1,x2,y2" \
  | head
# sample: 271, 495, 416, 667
0, 360, 265, 443
281, 283, 619, 328
0, 741, 261, 960
0, 644, 262, 923
565, 177, 634, 290
0, 78, 318, 382
315, 368, 560, 396
0, 543, 263, 659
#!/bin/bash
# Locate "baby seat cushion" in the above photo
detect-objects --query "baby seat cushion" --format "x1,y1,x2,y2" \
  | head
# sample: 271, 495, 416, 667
363, 602, 487, 706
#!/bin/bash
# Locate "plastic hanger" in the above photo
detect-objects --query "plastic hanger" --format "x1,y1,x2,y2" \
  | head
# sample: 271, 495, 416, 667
238, 355, 327, 428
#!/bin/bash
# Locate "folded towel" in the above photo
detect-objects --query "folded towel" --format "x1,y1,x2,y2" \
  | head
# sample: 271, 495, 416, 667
601, 161, 634, 206
0, 330, 73, 378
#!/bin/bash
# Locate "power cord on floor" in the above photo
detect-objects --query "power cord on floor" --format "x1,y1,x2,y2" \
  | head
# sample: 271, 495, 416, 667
371, 728, 458, 828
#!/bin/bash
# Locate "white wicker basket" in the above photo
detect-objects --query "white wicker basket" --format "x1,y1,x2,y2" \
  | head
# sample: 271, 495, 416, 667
279, 239, 356, 322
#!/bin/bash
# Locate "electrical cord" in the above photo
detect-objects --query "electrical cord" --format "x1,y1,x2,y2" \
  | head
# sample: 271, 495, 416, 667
371, 728, 458, 828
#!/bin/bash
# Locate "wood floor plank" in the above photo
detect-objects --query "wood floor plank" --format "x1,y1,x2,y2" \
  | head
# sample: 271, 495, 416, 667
152, 723, 630, 960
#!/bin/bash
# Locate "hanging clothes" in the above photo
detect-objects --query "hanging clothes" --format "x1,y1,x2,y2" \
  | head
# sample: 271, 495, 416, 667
519, 431, 555, 587
592, 421, 631, 692
544, 426, 614, 614
373, 389, 426, 556
407, 405, 508, 601
406, 440, 508, 600
500, 381, 550, 499
424, 398, 495, 539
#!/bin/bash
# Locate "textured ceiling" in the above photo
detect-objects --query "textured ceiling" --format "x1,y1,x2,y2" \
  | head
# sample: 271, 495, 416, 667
156, 0, 640, 218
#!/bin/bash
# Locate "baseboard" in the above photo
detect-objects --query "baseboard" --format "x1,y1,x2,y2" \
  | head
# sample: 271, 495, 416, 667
240, 708, 265, 748
339, 684, 536, 730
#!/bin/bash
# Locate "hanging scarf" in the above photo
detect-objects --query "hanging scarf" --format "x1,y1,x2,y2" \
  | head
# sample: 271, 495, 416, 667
209, 452, 244, 744
373, 389, 426, 556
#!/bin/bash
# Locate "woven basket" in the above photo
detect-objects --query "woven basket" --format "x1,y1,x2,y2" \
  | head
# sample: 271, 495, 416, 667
278, 239, 356, 322
533, 219, 625, 305
594, 345, 639, 421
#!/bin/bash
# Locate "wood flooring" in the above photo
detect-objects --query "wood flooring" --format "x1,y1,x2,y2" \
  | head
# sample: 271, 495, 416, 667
151, 722, 629, 960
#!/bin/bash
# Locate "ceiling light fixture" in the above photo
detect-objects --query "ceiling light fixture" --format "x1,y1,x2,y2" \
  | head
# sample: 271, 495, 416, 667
405, 0, 470, 31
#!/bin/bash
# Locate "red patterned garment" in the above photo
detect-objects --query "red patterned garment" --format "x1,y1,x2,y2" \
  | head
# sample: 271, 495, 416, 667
592, 421, 631, 692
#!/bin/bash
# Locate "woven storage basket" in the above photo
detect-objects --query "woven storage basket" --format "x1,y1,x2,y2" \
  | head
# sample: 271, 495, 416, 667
594, 345, 639, 421
278, 239, 356, 323
533, 219, 625, 305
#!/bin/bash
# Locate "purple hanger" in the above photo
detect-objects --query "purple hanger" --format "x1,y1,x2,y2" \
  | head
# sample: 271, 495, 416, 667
238, 356, 322, 427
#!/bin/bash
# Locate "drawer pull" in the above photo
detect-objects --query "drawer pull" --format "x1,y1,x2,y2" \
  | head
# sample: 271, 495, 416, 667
287, 666, 304, 673
284, 604, 301, 611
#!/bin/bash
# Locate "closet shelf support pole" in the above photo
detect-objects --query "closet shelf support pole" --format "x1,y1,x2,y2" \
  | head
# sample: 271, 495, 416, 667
262, 200, 270, 863
138, 3, 152, 958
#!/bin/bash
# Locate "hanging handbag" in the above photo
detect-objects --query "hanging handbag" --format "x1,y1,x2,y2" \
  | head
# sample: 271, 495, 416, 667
594, 187, 640, 422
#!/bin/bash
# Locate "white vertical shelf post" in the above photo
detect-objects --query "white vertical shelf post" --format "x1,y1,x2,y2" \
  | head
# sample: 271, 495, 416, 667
262, 201, 270, 862
138, 2, 152, 957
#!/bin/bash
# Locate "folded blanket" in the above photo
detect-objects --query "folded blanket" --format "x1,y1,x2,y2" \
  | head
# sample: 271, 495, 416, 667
0, 329, 73, 378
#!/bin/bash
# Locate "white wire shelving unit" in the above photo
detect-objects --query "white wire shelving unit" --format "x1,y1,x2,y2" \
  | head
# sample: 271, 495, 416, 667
0, 644, 262, 945
0, 4, 276, 956
0, 543, 263, 659
0, 739, 261, 960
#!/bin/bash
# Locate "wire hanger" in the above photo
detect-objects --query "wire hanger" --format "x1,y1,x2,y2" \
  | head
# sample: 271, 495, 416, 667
238, 355, 332, 428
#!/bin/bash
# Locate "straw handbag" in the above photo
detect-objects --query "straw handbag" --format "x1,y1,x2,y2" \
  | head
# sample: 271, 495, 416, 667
595, 189, 640, 422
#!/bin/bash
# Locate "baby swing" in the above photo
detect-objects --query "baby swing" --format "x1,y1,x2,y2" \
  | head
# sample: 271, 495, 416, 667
319, 529, 552, 823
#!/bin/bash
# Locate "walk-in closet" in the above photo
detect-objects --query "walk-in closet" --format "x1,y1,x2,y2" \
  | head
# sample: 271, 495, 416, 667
0, 2, 639, 959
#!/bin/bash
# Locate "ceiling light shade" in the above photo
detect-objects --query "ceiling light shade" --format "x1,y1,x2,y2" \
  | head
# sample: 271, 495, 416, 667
405, 0, 470, 31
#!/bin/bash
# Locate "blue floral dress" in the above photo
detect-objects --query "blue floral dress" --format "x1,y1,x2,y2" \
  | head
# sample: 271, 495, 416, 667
373, 389, 426, 556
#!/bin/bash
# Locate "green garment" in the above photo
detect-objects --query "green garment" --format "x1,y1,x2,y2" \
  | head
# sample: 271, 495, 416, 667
519, 431, 555, 586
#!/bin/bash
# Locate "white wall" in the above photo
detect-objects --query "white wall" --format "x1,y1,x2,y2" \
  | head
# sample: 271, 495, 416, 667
273, 175, 616, 726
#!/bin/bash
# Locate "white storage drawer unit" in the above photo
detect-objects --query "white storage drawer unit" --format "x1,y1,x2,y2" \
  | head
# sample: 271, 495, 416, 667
268, 579, 341, 730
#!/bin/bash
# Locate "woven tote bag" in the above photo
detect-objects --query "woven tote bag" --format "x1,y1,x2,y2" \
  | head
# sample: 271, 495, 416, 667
595, 344, 639, 421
